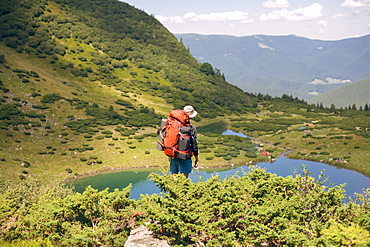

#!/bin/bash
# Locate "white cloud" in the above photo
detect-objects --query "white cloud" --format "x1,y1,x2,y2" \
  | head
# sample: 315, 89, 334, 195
331, 13, 348, 18
263, 0, 290, 8
318, 20, 328, 26
156, 11, 254, 24
340, 0, 368, 8
260, 3, 323, 21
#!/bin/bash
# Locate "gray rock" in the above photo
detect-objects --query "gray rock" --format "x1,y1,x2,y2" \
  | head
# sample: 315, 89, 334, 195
124, 225, 170, 247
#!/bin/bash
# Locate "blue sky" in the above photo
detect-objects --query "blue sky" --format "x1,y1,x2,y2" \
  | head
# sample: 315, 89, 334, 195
122, 0, 370, 40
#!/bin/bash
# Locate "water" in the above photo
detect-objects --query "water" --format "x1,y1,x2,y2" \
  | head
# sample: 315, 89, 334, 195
68, 130, 370, 202
68, 155, 369, 201
222, 129, 248, 137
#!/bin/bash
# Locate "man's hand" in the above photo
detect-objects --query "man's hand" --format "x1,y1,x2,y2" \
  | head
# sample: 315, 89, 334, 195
194, 156, 199, 169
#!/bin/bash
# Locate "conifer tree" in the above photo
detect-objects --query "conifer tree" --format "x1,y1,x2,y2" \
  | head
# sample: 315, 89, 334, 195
364, 103, 369, 111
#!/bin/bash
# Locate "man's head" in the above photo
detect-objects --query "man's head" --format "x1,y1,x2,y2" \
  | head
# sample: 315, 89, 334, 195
183, 105, 197, 118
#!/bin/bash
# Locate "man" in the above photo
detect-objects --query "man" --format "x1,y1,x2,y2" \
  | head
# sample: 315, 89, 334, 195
170, 105, 199, 178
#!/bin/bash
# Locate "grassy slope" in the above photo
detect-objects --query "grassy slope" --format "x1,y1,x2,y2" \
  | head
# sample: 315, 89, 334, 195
310, 78, 370, 108
233, 111, 370, 178
1, 44, 370, 184
0, 0, 369, 186
0, 44, 274, 184
0, 44, 165, 182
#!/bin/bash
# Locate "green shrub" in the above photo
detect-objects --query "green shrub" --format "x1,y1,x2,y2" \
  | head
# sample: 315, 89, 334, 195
41, 93, 61, 103
102, 130, 113, 134
32, 105, 49, 110
146, 168, 356, 246
245, 152, 257, 158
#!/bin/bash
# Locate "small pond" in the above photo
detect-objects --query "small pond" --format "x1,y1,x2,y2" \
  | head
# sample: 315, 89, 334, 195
68, 130, 369, 202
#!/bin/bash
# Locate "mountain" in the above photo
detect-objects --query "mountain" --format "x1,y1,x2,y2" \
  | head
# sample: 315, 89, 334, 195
0, 0, 258, 182
176, 33, 370, 100
309, 78, 370, 108
1, 0, 369, 186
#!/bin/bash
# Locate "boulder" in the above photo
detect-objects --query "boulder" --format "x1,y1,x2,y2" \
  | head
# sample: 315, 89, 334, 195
124, 225, 170, 247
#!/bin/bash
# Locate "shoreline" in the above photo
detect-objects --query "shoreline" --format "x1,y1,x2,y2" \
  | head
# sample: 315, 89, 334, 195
61, 150, 288, 185
62, 149, 370, 186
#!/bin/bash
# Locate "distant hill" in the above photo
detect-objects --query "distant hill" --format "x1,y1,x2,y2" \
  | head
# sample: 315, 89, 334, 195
176, 33, 370, 100
309, 78, 370, 108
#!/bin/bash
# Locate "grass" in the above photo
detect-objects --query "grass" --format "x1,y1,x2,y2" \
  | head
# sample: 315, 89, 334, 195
1, 44, 369, 187
241, 118, 370, 177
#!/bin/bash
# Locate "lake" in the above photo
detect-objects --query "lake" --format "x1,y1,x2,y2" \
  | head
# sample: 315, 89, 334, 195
68, 130, 369, 202
68, 155, 370, 202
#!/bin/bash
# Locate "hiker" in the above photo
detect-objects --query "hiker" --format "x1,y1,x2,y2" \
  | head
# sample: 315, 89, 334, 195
169, 105, 199, 178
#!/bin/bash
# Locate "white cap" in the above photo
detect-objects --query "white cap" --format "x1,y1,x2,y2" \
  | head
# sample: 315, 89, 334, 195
183, 105, 197, 118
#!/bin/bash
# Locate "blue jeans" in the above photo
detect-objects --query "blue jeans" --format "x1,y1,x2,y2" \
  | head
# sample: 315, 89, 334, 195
170, 158, 192, 175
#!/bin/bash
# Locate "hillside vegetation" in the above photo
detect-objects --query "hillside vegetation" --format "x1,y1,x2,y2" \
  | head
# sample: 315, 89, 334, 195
310, 77, 370, 109
0, 0, 259, 183
0, 169, 369, 246
0, 0, 370, 246
0, 0, 369, 182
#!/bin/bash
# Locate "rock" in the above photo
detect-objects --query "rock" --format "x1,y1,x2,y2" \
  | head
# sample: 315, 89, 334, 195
124, 225, 170, 247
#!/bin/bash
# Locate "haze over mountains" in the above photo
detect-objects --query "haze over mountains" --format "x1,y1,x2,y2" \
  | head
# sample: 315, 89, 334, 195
176, 33, 370, 101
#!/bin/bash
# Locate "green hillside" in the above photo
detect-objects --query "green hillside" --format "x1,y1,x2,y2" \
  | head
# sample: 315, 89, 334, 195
0, 0, 261, 183
1, 0, 370, 184
310, 78, 370, 108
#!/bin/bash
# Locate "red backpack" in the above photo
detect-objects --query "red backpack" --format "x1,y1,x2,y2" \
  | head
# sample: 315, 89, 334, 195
157, 109, 193, 160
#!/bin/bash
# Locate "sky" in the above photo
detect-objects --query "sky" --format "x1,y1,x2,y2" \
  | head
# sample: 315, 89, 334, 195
121, 0, 370, 40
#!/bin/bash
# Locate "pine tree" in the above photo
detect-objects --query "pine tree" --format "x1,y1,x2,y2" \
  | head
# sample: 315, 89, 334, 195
364, 103, 369, 111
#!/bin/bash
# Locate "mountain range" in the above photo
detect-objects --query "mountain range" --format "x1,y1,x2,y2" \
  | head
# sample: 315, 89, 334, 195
176, 33, 370, 101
